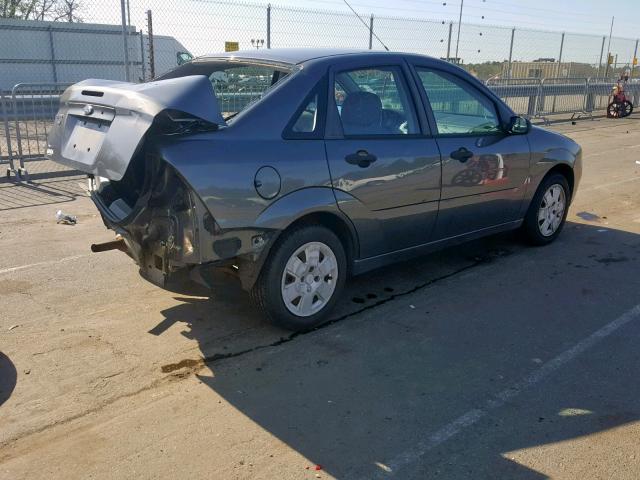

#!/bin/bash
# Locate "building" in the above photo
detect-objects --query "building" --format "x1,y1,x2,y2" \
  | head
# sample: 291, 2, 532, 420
502, 60, 599, 79
0, 18, 190, 90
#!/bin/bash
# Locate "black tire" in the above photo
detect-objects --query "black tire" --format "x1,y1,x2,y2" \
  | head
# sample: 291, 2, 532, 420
622, 100, 633, 117
521, 173, 570, 246
607, 101, 619, 118
250, 224, 347, 331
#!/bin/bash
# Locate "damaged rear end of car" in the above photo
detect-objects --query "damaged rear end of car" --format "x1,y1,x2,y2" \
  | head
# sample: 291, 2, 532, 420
47, 75, 235, 288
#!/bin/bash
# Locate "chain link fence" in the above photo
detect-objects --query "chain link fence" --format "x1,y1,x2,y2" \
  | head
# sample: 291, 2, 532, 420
2, 0, 640, 181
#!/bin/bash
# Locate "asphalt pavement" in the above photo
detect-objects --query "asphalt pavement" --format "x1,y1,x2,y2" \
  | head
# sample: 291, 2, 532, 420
1, 116, 640, 479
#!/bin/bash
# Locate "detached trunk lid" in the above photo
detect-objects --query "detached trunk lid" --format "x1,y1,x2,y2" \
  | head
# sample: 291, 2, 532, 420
47, 75, 224, 181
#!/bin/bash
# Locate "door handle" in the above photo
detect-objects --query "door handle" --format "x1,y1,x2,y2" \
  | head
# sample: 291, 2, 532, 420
345, 150, 377, 168
450, 147, 474, 163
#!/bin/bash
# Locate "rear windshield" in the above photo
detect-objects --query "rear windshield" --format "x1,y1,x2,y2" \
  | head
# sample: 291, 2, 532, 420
157, 60, 292, 120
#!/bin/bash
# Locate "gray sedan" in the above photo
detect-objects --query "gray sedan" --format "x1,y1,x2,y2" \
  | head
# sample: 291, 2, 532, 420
48, 48, 582, 331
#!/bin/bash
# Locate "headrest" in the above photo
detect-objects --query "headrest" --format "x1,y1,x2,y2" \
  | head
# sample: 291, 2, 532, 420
341, 91, 382, 127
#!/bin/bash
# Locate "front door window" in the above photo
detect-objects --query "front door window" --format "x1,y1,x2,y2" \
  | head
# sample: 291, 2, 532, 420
416, 69, 501, 135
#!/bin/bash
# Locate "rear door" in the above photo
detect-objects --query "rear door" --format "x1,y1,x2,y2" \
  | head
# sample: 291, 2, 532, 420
324, 58, 442, 257
411, 66, 530, 239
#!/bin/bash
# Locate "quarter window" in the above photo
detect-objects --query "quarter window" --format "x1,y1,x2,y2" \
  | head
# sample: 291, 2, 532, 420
416, 69, 500, 135
334, 67, 418, 136
291, 94, 319, 133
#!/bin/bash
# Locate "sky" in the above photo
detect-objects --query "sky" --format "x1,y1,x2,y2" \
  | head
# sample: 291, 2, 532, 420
90, 0, 640, 67
273, 0, 640, 39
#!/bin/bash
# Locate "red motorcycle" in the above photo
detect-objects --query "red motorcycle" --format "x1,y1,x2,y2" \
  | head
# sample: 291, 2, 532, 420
607, 70, 634, 118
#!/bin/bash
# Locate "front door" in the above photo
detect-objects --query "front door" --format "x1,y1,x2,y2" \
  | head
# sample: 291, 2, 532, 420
412, 67, 531, 239
324, 62, 442, 257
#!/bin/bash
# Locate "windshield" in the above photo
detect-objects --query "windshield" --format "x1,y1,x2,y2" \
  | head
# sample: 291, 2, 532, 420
157, 60, 292, 120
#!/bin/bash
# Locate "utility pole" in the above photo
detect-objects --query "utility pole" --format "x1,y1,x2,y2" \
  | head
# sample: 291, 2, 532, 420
556, 32, 565, 77
605, 16, 614, 78
596, 35, 605, 78
454, 0, 464, 62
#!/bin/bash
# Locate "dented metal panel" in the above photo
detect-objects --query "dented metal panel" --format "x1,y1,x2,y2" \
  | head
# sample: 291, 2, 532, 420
47, 75, 224, 180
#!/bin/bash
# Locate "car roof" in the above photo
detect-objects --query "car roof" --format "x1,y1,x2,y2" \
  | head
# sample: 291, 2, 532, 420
197, 48, 397, 65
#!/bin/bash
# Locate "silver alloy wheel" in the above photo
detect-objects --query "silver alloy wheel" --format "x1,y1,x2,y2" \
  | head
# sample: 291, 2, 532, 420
281, 241, 338, 317
537, 183, 566, 237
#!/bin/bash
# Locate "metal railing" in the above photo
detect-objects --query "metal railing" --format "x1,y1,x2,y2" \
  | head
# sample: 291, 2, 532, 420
0, 77, 637, 182
485, 77, 542, 117
486, 77, 640, 122
3, 0, 640, 182
0, 90, 18, 178
1, 83, 70, 181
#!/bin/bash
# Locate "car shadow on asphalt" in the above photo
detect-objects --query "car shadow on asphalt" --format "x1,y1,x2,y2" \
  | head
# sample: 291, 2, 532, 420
0, 351, 17, 407
151, 222, 640, 479
152, 230, 520, 359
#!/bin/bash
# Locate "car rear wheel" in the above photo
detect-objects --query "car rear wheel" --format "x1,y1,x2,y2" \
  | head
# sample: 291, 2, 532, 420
521, 173, 570, 245
251, 225, 347, 331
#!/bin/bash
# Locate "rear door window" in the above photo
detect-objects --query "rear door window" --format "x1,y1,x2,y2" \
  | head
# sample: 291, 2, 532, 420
334, 67, 419, 136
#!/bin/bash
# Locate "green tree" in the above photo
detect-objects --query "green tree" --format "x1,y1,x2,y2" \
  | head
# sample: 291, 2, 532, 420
1, 0, 82, 21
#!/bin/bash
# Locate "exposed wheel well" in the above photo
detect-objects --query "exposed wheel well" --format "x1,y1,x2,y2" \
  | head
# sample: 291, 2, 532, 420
545, 164, 574, 198
285, 212, 357, 268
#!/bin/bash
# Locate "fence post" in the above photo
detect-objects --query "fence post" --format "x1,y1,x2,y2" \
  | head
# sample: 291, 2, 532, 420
526, 79, 539, 117
585, 78, 595, 112
597, 36, 605, 78
446, 22, 452, 60
368, 14, 374, 50
47, 26, 58, 84
507, 28, 515, 78
139, 30, 146, 82
537, 78, 546, 116
550, 33, 565, 114
10, 86, 24, 170
267, 4, 271, 49
120, 0, 130, 81
147, 10, 155, 80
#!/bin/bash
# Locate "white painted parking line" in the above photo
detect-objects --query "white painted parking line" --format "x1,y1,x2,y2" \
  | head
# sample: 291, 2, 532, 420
0, 254, 91, 276
371, 303, 640, 478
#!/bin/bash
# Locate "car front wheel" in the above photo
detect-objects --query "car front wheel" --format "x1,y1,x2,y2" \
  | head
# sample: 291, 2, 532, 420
522, 172, 570, 245
251, 225, 347, 331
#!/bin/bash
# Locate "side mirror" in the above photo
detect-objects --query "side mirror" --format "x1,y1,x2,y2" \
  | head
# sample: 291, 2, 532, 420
508, 115, 530, 135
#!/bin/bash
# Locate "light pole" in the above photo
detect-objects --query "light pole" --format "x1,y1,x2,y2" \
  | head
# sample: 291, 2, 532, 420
454, 0, 464, 63
251, 38, 265, 50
